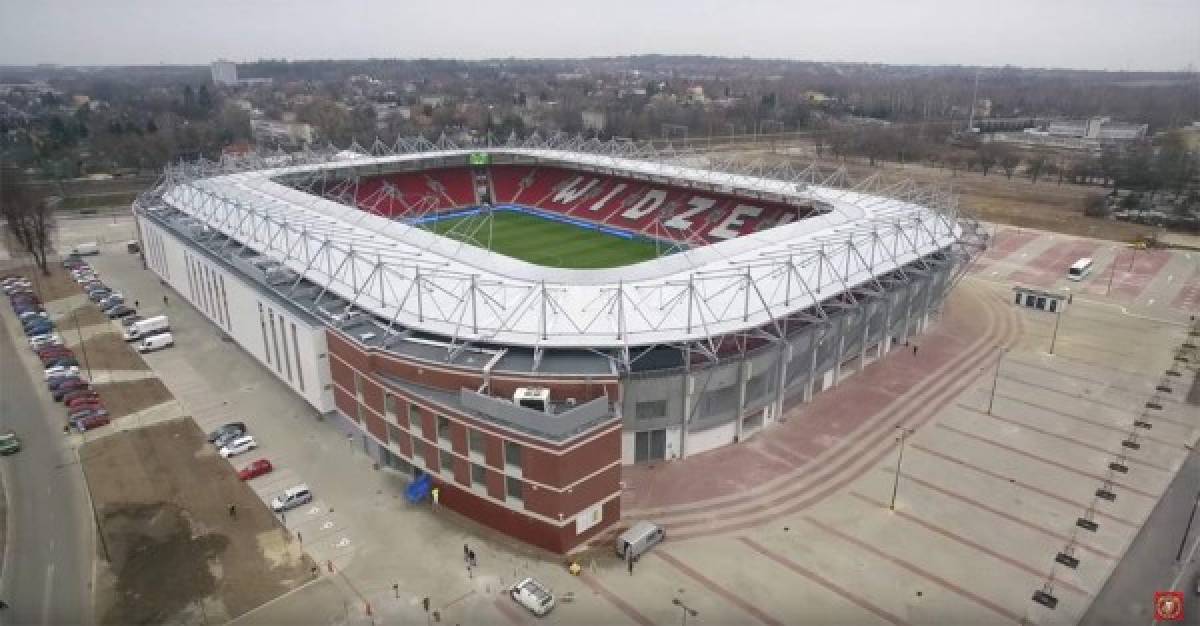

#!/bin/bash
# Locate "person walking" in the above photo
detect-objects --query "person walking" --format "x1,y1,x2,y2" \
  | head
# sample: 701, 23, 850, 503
134, 300, 139, 309
912, 344, 918, 357
463, 544, 470, 564
163, 295, 168, 307
228, 504, 237, 519
468, 550, 476, 568
431, 487, 440, 509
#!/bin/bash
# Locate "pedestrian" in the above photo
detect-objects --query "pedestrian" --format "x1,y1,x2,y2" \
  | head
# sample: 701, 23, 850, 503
228, 504, 237, 519
627, 554, 634, 575
431, 487, 440, 509
463, 544, 470, 564
134, 299, 139, 309
912, 344, 918, 356
0, 600, 7, 610
468, 550, 476, 568
163, 295, 168, 307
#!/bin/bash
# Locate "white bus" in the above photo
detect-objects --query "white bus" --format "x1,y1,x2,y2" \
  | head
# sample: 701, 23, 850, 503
1067, 257, 1093, 281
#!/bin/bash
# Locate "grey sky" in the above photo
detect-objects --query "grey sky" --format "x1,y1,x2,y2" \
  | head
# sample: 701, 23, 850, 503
0, 0, 1197, 71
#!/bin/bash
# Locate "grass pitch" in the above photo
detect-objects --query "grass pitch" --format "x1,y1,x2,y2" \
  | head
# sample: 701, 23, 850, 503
425, 210, 665, 269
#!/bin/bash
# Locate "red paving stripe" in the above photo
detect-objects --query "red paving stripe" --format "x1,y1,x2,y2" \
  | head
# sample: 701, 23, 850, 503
935, 423, 1158, 500
576, 573, 655, 626
955, 404, 1174, 472
739, 537, 910, 626
802, 516, 1027, 624
848, 491, 1089, 597
909, 443, 1136, 532
655, 551, 785, 626
984, 395, 1182, 449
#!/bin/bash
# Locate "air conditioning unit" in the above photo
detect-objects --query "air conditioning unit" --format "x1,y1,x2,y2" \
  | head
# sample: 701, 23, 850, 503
513, 387, 551, 413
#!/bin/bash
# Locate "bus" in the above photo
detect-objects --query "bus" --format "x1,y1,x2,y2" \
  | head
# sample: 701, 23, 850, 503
1067, 257, 1093, 281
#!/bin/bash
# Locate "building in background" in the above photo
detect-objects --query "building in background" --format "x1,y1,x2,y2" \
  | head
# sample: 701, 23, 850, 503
211, 60, 238, 86
581, 110, 606, 133
250, 119, 315, 147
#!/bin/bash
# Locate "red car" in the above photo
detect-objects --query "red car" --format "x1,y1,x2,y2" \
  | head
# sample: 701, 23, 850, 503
66, 400, 105, 414
237, 459, 273, 481
73, 414, 110, 432
37, 348, 73, 359
59, 389, 98, 404
65, 394, 102, 409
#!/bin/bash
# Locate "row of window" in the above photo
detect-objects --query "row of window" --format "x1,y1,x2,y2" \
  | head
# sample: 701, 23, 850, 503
185, 252, 231, 332
257, 302, 307, 393
356, 375, 526, 506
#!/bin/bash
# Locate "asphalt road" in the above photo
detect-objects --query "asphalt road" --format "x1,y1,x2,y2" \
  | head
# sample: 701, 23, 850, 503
1081, 417, 1200, 626
0, 302, 94, 625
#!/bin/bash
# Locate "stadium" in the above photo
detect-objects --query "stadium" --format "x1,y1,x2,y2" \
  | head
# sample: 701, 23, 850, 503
133, 136, 980, 552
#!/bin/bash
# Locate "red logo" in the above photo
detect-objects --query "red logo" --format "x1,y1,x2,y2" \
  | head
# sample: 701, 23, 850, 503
1155, 591, 1184, 622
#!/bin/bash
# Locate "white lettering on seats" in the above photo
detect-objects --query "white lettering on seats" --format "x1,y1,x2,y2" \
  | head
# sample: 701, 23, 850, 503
550, 177, 600, 204
587, 183, 627, 212
620, 190, 667, 220
709, 204, 763, 240
662, 197, 716, 230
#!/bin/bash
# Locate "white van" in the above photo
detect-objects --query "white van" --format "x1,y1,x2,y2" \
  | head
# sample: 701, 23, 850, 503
615, 521, 665, 560
136, 332, 174, 353
123, 315, 169, 341
71, 242, 100, 256
1067, 257, 1093, 281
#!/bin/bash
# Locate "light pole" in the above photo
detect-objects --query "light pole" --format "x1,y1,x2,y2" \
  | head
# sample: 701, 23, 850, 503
1177, 490, 1200, 562
672, 598, 698, 626
986, 347, 1007, 415
72, 309, 93, 381
1049, 307, 1063, 355
889, 426, 915, 511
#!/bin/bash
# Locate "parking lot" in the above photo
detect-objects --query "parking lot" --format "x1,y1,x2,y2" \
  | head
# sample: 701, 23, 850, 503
16, 215, 1199, 624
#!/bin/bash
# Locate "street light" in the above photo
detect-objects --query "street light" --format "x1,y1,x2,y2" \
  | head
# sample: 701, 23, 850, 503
1177, 490, 1200, 562
672, 598, 698, 626
1049, 306, 1063, 355
986, 347, 1007, 415
889, 426, 915, 511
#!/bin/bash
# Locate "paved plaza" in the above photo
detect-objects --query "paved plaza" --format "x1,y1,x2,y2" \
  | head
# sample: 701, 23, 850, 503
21, 216, 1200, 624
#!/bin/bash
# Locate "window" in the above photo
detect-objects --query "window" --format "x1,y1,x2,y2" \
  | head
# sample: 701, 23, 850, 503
386, 422, 404, 447
279, 313, 293, 383
268, 309, 282, 372
471, 463, 487, 490
468, 428, 486, 459
439, 449, 455, 477
291, 324, 305, 392
354, 373, 364, 401
504, 441, 522, 473
576, 503, 603, 534
258, 303, 271, 365
635, 400, 667, 421
219, 276, 231, 331
409, 404, 422, 435
384, 394, 398, 421
412, 436, 425, 467
505, 476, 523, 506
437, 415, 451, 444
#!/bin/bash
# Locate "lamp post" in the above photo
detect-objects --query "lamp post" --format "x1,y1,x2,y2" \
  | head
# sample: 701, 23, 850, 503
889, 426, 915, 511
986, 347, 1007, 415
672, 598, 699, 626
1176, 490, 1200, 562
1049, 307, 1063, 355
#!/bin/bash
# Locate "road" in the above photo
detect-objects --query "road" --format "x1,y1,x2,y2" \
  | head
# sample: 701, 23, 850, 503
0, 302, 94, 625
1081, 417, 1200, 626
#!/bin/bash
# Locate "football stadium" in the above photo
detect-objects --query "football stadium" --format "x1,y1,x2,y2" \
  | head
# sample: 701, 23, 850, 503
133, 136, 981, 552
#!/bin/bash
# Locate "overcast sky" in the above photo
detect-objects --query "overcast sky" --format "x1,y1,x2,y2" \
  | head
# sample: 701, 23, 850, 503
0, 0, 1197, 71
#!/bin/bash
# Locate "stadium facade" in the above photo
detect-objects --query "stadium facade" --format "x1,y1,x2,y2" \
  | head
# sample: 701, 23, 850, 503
133, 137, 979, 553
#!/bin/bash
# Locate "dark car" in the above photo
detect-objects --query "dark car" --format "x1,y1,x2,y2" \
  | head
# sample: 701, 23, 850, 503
207, 422, 248, 443
120, 315, 145, 328
44, 357, 80, 369
47, 375, 83, 390
212, 425, 249, 447
72, 414, 110, 432
87, 291, 111, 302
65, 397, 104, 411
69, 407, 108, 422
105, 305, 136, 319
25, 325, 54, 337
52, 381, 90, 401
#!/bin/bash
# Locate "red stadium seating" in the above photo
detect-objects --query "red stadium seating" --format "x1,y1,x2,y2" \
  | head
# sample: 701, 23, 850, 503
341, 165, 823, 243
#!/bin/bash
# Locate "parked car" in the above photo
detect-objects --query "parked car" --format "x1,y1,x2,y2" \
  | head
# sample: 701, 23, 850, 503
510, 578, 556, 616
73, 414, 110, 432
238, 459, 274, 481
48, 375, 83, 390
53, 381, 90, 401
219, 435, 258, 459
65, 397, 104, 411
37, 348, 74, 361
25, 324, 54, 337
270, 484, 312, 512
87, 290, 112, 302
105, 305, 136, 319
99, 295, 124, 309
30, 336, 63, 350
0, 431, 20, 456
207, 421, 247, 443
120, 315, 146, 328
43, 357, 80, 369
213, 427, 247, 448
68, 407, 108, 422
136, 333, 174, 353
61, 389, 99, 405
44, 365, 81, 380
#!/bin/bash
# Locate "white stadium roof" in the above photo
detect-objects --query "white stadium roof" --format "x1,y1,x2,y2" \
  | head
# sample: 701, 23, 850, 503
157, 148, 961, 349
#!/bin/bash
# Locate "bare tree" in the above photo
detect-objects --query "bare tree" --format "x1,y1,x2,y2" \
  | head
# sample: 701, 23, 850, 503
0, 164, 55, 274
1025, 151, 1049, 184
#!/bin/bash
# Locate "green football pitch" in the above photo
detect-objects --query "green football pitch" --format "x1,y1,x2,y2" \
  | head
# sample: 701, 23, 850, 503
424, 210, 667, 269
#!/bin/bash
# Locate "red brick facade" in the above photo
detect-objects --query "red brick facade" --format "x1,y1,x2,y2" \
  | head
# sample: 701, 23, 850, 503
326, 331, 622, 553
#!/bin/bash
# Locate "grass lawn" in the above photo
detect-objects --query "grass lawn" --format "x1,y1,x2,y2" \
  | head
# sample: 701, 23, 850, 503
425, 210, 666, 269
